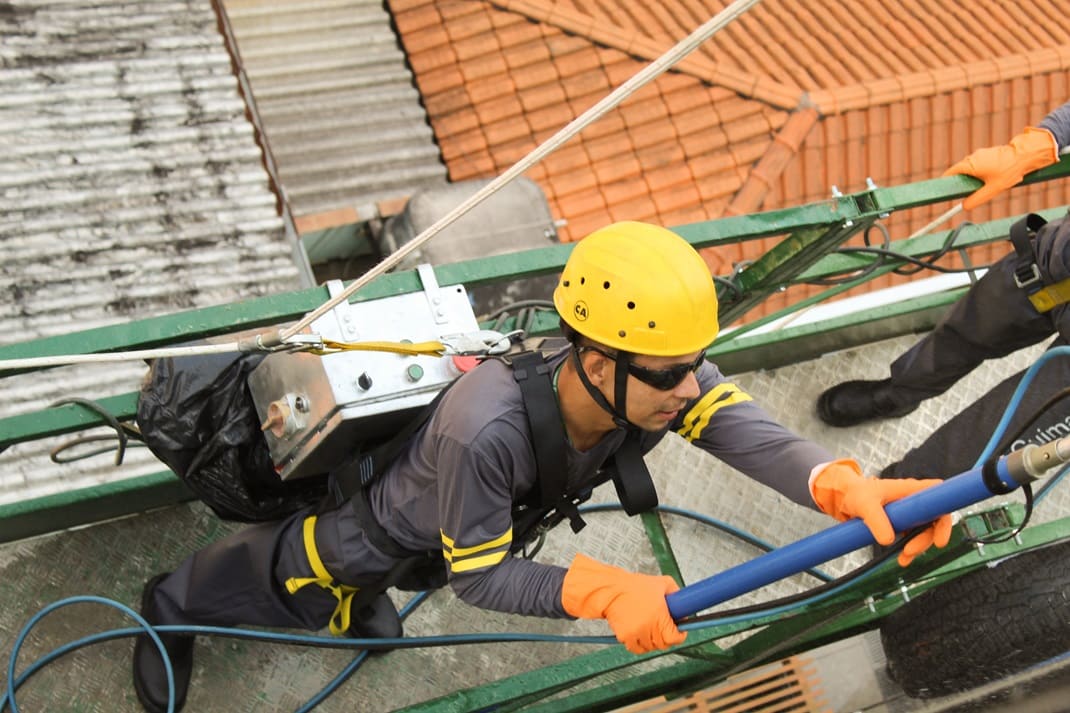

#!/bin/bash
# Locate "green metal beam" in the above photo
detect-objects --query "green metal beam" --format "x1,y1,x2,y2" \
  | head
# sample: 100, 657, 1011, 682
0, 392, 140, 449
0, 249, 572, 371
709, 288, 966, 374
0, 471, 193, 543
5, 160, 1070, 371
717, 219, 878, 324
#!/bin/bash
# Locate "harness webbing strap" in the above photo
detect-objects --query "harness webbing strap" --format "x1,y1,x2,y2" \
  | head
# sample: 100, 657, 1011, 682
1009, 213, 1049, 291
284, 515, 359, 636
1028, 276, 1070, 312
609, 434, 659, 515
511, 351, 585, 532
351, 485, 423, 560
329, 382, 457, 508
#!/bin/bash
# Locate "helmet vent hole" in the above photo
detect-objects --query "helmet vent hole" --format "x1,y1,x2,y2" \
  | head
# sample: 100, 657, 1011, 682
648, 321, 656, 328
618, 330, 626, 338
627, 301, 635, 310
603, 281, 611, 289
562, 280, 570, 287
580, 277, 585, 285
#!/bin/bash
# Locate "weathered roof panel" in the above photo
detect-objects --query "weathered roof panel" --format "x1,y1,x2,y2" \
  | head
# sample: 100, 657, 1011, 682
0, 0, 303, 504
220, 0, 449, 219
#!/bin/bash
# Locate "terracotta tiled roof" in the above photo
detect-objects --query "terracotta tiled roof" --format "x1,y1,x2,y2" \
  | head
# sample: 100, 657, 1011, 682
389, 0, 1070, 319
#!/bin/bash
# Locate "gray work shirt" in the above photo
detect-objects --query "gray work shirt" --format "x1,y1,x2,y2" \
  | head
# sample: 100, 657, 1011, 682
362, 348, 832, 618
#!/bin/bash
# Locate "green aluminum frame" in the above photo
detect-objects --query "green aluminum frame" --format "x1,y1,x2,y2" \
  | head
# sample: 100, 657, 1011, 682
4, 163, 1070, 710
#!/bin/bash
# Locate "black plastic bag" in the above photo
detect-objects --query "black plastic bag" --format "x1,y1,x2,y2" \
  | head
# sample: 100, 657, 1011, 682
136, 351, 328, 522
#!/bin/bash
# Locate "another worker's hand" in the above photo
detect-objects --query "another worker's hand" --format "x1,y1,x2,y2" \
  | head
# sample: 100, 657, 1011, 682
944, 127, 1058, 210
561, 553, 686, 654
811, 459, 952, 567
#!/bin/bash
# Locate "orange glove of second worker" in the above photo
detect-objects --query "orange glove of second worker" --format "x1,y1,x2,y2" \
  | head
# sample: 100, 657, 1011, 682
561, 553, 686, 654
811, 459, 953, 567
944, 126, 1058, 210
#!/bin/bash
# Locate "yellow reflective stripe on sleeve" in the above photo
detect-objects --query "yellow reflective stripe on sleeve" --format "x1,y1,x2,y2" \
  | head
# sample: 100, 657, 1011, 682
1028, 276, 1070, 313
676, 383, 753, 443
449, 550, 509, 573
440, 528, 512, 561
441, 528, 512, 573
283, 515, 358, 636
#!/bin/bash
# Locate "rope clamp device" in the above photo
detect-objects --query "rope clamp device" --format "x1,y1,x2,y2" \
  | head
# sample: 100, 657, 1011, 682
281, 333, 327, 350
440, 330, 518, 356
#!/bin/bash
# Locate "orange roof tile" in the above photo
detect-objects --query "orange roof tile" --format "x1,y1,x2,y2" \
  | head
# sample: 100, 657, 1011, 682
389, 0, 1070, 322
601, 176, 651, 205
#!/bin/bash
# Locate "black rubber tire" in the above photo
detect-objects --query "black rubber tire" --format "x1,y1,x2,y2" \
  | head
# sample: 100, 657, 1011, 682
879, 539, 1070, 699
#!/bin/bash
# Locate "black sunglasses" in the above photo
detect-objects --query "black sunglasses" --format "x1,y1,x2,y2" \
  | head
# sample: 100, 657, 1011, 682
582, 347, 705, 391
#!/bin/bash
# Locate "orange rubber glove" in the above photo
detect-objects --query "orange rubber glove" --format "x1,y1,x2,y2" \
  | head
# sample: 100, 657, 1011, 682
944, 126, 1058, 210
561, 553, 686, 654
811, 459, 952, 567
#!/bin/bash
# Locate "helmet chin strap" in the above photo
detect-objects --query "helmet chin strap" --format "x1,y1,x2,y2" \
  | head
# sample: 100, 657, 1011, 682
570, 346, 636, 430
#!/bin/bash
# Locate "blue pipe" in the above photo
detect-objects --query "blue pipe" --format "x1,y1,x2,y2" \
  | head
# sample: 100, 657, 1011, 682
666, 458, 1020, 620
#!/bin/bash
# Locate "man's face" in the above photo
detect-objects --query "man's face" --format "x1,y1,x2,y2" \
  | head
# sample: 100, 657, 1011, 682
598, 349, 703, 431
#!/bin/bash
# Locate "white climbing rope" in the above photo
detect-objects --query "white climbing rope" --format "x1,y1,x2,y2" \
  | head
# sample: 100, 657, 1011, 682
279, 0, 764, 341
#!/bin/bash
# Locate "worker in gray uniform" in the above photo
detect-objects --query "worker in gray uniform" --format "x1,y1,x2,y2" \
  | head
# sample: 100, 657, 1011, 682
818, 101, 1070, 431
132, 221, 952, 713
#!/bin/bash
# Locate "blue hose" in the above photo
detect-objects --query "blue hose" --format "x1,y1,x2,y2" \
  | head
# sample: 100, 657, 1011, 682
4, 596, 177, 713
668, 345, 1070, 619
975, 345, 1070, 465
667, 456, 1023, 619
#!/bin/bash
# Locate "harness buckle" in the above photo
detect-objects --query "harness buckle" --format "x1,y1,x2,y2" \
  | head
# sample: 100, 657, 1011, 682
1014, 263, 1042, 290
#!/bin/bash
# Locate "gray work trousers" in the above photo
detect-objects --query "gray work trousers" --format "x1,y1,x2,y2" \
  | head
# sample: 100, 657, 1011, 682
886, 255, 1063, 408
150, 509, 334, 630
149, 502, 411, 632
881, 219, 1070, 479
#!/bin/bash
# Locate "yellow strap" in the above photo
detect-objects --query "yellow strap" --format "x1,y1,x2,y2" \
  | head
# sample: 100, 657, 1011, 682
318, 339, 446, 357
284, 515, 359, 636
1028, 276, 1070, 313
677, 383, 753, 442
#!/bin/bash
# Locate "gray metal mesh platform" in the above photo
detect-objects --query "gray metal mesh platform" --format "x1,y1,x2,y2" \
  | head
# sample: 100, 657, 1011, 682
1, 334, 1066, 711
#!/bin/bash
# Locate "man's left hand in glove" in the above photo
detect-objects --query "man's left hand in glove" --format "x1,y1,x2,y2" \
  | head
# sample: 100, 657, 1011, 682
810, 459, 953, 566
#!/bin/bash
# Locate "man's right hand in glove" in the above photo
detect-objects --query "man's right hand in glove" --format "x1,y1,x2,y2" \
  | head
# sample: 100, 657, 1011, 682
944, 126, 1058, 209
561, 553, 685, 654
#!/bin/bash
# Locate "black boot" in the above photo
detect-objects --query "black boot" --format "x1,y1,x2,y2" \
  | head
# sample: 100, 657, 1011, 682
816, 378, 919, 427
132, 574, 195, 713
348, 591, 403, 645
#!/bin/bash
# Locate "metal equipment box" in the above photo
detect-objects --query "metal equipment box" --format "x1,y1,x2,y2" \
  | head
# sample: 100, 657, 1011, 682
248, 270, 479, 480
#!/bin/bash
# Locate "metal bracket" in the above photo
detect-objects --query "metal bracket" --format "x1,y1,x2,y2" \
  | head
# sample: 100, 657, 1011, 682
325, 279, 359, 339
417, 263, 449, 325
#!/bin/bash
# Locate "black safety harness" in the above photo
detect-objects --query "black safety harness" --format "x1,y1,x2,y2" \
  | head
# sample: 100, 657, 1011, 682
316, 342, 659, 617
1010, 211, 1070, 313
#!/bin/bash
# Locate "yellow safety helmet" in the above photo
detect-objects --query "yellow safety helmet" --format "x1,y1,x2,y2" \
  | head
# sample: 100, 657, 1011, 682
553, 221, 720, 356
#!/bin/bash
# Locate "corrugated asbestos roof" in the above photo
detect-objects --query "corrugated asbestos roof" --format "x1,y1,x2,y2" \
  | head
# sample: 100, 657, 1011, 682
219, 0, 448, 220
0, 0, 304, 504
387, 0, 1070, 314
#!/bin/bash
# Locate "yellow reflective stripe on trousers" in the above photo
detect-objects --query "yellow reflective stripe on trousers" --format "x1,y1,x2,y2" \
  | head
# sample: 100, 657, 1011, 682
1028, 276, 1070, 313
677, 383, 753, 442
441, 528, 511, 573
283, 515, 358, 636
